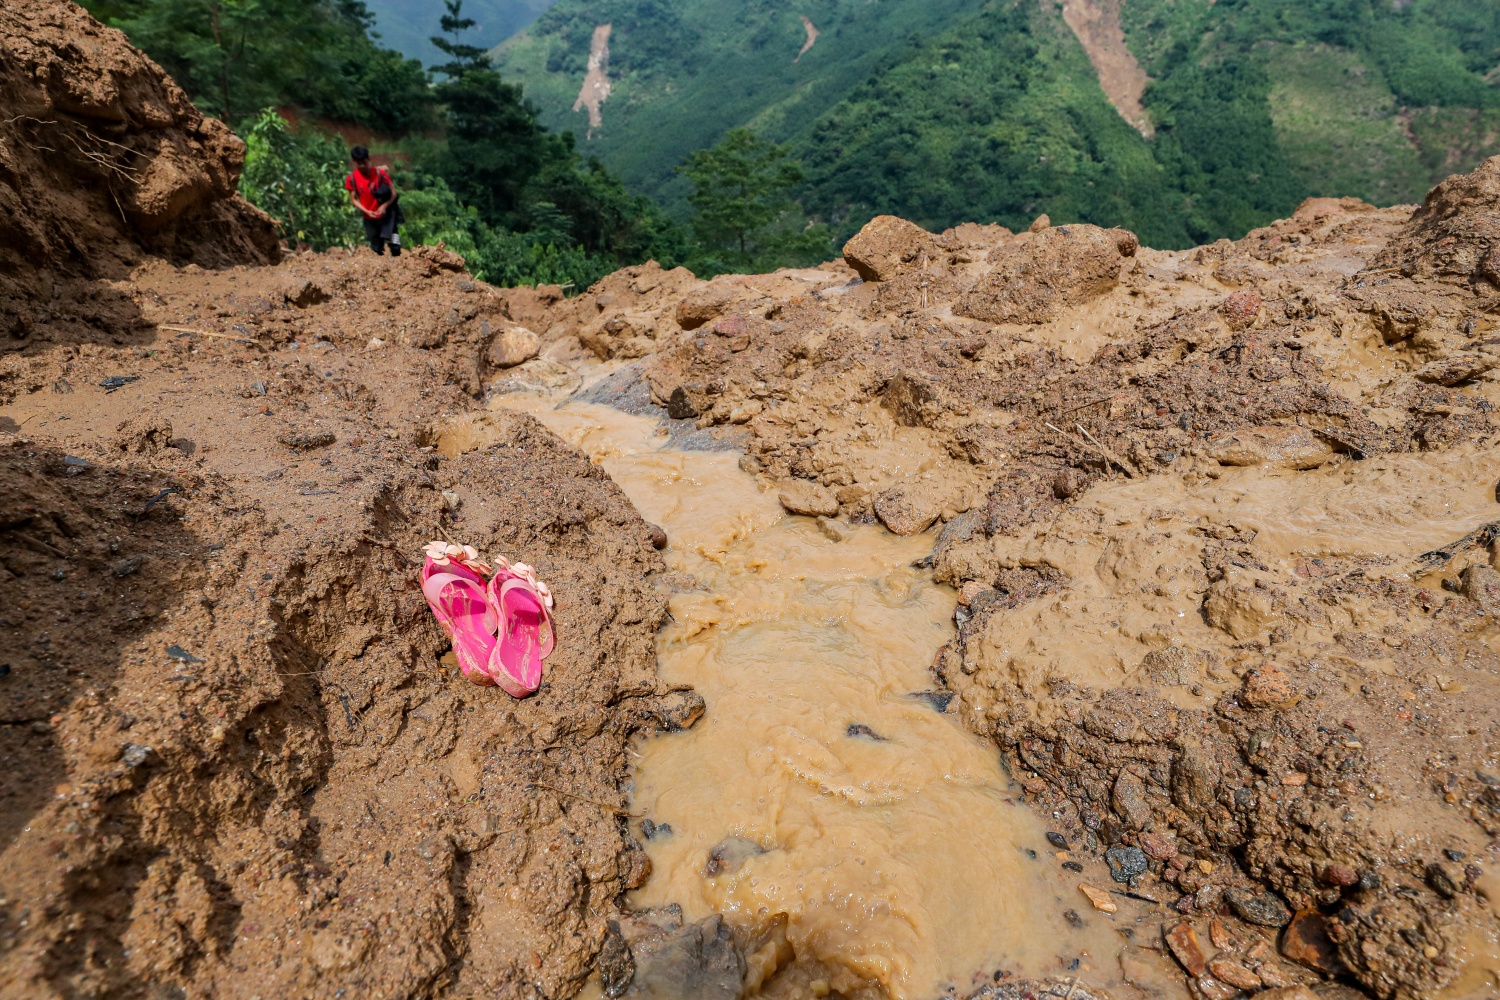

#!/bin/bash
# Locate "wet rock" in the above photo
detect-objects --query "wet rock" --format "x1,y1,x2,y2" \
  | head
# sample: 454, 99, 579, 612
842, 215, 942, 282
640, 819, 673, 840
1425, 861, 1462, 898
1240, 663, 1297, 709
665, 384, 708, 420
1207, 425, 1336, 470
646, 523, 669, 550
487, 325, 541, 368
956, 224, 1137, 325
1112, 772, 1153, 830
1219, 290, 1262, 329
1280, 910, 1343, 974
1204, 575, 1285, 640
1046, 832, 1070, 850
909, 690, 955, 712
624, 914, 745, 1000
1078, 882, 1117, 913
599, 920, 635, 998
1053, 469, 1080, 499
1225, 887, 1292, 926
816, 517, 846, 542
1252, 988, 1318, 1000
1139, 831, 1177, 860
873, 486, 941, 536
1461, 564, 1500, 617
1105, 846, 1149, 883
846, 723, 886, 740
703, 836, 765, 877
777, 479, 839, 518
121, 744, 151, 768
1138, 645, 1209, 688
653, 690, 706, 731
1194, 974, 1239, 1000
1165, 921, 1207, 976
1414, 352, 1500, 386
1319, 863, 1359, 887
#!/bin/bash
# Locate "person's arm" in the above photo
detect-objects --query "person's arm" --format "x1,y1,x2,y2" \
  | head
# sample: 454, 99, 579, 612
372, 172, 397, 218
346, 176, 378, 219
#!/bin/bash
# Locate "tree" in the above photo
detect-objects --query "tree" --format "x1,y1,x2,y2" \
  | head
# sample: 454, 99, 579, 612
431, 0, 489, 78
239, 109, 360, 250
678, 128, 831, 273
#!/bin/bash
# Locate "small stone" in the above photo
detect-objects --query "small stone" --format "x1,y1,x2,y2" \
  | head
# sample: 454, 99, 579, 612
441, 490, 461, 513
1426, 861, 1461, 899
846, 723, 885, 740
166, 645, 204, 663
777, 480, 840, 518
1063, 908, 1083, 928
1241, 663, 1297, 709
841, 215, 941, 281
1112, 772, 1153, 830
487, 326, 541, 368
1253, 988, 1318, 1000
1078, 882, 1117, 913
1029, 213, 1052, 233
1224, 888, 1292, 926
1281, 909, 1343, 974
1053, 468, 1080, 499
1046, 831, 1070, 850
599, 920, 635, 998
1105, 846, 1149, 883
647, 524, 669, 550
872, 486, 941, 536
1194, 974, 1239, 1000
737, 454, 763, 475
1208, 917, 1236, 950
121, 744, 151, 768
1319, 863, 1358, 887
62, 455, 91, 469
1207, 957, 1260, 990
1164, 921, 1207, 976
1139, 831, 1177, 860
957, 580, 985, 606
816, 517, 846, 543
1281, 772, 1307, 786
112, 556, 144, 578
278, 430, 336, 450
1219, 290, 1262, 329
1460, 565, 1500, 617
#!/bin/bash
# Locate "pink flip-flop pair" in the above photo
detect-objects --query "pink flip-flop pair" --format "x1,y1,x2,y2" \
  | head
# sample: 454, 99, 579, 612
420, 541, 555, 697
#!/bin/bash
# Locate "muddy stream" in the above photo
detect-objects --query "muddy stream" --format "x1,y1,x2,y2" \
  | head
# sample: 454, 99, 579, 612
486, 382, 1143, 1000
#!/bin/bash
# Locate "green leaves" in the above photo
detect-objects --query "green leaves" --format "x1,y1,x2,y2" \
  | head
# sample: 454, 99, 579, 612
679, 129, 831, 274
239, 109, 361, 250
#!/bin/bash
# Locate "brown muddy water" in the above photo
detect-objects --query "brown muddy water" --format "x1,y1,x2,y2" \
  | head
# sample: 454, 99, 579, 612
491, 385, 1160, 1000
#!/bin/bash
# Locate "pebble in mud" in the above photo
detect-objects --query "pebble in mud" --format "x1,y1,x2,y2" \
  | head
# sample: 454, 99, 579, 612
846, 723, 887, 740
640, 819, 673, 840
1223, 887, 1292, 926
1105, 846, 1148, 883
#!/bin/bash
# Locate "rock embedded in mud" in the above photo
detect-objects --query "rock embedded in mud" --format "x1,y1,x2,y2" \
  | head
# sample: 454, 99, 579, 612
1206, 425, 1336, 470
1139, 831, 1177, 860
1105, 846, 1149, 883
624, 914, 746, 1000
1280, 910, 1343, 974
873, 486, 942, 536
1252, 987, 1318, 1000
1413, 352, 1500, 386
675, 285, 736, 330
955, 224, 1138, 325
599, 920, 635, 998
487, 325, 541, 368
1112, 772, 1153, 830
1460, 564, 1500, 617
816, 517, 846, 542
777, 479, 840, 518
280, 277, 328, 307
1164, 921, 1207, 976
1078, 883, 1117, 913
1224, 888, 1292, 926
842, 215, 942, 281
703, 836, 765, 877
1240, 664, 1297, 710
277, 430, 336, 450
1219, 290, 1262, 330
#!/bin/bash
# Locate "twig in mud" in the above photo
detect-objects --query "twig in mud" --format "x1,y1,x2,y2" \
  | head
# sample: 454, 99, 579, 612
160, 324, 258, 345
1056, 396, 1110, 417
1043, 422, 1136, 479
9, 529, 66, 558
134, 486, 181, 520
528, 781, 637, 817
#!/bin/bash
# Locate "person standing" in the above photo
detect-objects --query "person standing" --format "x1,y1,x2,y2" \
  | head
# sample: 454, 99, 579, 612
344, 146, 404, 256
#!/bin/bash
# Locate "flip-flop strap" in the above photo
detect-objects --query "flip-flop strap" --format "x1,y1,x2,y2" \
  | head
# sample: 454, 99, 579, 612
496, 577, 555, 658
422, 571, 484, 612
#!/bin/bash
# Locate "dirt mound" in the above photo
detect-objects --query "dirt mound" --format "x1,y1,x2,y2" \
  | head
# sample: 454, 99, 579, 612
0, 249, 700, 999
503, 169, 1500, 999
0, 0, 278, 350
1373, 155, 1500, 288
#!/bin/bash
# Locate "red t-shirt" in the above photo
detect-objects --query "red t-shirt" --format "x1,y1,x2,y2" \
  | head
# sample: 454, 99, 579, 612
344, 166, 392, 212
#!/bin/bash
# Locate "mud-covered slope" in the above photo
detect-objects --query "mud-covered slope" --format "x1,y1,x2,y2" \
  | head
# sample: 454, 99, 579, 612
0, 249, 698, 999
516, 167, 1500, 1000
0, 0, 278, 349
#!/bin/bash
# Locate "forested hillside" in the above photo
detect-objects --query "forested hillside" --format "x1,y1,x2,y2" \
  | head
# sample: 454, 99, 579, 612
494, 0, 1500, 247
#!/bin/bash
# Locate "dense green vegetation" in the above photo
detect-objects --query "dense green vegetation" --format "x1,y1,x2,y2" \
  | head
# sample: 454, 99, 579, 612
496, 0, 1500, 248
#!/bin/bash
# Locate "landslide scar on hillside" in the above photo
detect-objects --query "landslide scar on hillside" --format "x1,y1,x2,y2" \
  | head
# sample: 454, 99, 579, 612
796, 15, 819, 62
1061, 0, 1153, 137
573, 22, 612, 138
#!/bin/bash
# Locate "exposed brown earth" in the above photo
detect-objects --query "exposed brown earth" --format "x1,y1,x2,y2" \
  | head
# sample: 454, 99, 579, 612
1060, 0, 1153, 137
6, 3, 1500, 999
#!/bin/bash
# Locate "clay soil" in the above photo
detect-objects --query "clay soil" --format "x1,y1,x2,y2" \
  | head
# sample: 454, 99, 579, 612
5, 3, 1500, 1000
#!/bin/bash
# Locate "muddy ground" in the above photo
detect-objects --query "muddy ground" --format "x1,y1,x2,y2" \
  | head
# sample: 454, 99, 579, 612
5, 3, 1500, 999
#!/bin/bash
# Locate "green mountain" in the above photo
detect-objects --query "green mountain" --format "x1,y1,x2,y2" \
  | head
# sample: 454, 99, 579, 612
363, 0, 556, 66
492, 0, 1500, 247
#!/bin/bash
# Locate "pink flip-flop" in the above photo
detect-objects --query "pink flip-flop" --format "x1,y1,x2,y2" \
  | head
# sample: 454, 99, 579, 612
422, 542, 501, 686
485, 559, 555, 697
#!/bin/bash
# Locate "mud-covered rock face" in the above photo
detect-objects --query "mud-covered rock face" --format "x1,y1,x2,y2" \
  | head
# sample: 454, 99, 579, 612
0, 0, 278, 349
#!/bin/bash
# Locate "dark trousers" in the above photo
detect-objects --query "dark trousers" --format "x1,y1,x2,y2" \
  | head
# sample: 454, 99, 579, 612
362, 217, 402, 256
